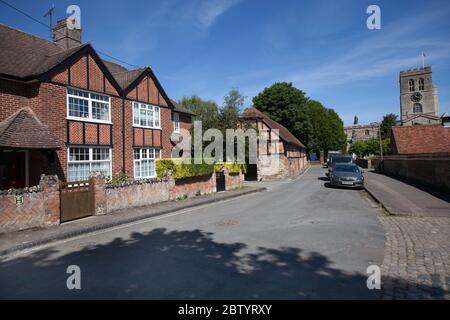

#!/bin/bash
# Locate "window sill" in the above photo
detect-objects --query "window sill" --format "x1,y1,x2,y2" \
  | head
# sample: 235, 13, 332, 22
67, 117, 113, 125
133, 125, 162, 130
134, 176, 157, 180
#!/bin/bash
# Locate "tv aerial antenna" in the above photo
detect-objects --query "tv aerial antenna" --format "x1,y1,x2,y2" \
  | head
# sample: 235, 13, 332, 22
43, 4, 55, 39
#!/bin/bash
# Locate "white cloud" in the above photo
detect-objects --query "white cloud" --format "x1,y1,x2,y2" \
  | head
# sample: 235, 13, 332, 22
198, 0, 242, 28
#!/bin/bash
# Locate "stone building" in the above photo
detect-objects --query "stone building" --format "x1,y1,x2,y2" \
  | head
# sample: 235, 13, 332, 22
399, 67, 440, 126
344, 122, 380, 145
239, 107, 308, 181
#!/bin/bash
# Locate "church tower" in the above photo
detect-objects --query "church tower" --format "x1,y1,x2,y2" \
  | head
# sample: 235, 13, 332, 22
399, 66, 440, 126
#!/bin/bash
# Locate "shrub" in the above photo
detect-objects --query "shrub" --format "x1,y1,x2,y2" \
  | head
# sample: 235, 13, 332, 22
107, 172, 131, 186
156, 158, 215, 180
214, 162, 247, 175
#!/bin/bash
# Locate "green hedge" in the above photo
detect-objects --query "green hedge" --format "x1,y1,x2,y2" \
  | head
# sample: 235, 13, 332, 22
156, 158, 215, 180
215, 162, 247, 175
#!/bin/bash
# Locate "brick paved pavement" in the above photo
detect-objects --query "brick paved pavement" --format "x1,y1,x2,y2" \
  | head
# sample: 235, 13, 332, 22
379, 215, 450, 300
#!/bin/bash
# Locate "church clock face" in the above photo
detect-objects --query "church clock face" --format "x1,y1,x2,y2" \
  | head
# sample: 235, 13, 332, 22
411, 92, 422, 102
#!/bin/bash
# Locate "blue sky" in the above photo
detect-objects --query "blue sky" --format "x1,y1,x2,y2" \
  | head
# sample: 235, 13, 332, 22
1, 0, 449, 125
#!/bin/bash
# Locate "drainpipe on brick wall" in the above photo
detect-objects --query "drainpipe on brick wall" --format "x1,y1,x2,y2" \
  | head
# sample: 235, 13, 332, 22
122, 97, 126, 173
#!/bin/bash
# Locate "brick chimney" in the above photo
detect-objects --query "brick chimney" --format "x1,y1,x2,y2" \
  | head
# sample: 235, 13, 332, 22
52, 19, 81, 50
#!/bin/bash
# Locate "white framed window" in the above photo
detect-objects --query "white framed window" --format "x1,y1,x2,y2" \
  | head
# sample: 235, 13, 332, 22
133, 148, 161, 179
133, 102, 160, 129
173, 112, 180, 133
67, 147, 112, 182
67, 88, 111, 123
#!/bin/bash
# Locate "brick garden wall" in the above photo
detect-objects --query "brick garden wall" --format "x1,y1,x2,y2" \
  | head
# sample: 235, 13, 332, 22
225, 172, 244, 190
1, 170, 243, 234
0, 175, 60, 234
170, 173, 217, 200
374, 155, 450, 191
355, 158, 372, 169
102, 178, 174, 214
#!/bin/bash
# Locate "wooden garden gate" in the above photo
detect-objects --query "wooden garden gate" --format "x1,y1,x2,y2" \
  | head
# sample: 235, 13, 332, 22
216, 171, 226, 192
60, 178, 95, 223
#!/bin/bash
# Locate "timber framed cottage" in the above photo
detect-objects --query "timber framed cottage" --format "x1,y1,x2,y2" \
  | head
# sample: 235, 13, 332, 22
0, 20, 193, 189
239, 107, 307, 181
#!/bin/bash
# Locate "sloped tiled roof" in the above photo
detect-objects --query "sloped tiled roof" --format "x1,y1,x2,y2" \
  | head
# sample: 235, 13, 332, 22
111, 68, 148, 90
0, 23, 65, 78
392, 125, 450, 154
240, 107, 306, 149
170, 99, 195, 115
0, 108, 59, 149
0, 24, 173, 106
103, 60, 128, 75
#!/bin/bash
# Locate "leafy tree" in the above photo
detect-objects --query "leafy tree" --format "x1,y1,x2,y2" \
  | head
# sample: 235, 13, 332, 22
253, 82, 313, 149
382, 138, 391, 155
326, 108, 347, 152
218, 89, 246, 161
179, 95, 220, 132
305, 100, 346, 155
353, 116, 359, 125
219, 88, 245, 132
350, 138, 390, 157
380, 113, 398, 140
305, 100, 329, 153
349, 140, 366, 157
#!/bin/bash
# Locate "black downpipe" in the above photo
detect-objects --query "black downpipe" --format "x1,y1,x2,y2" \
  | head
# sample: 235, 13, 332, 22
122, 97, 126, 173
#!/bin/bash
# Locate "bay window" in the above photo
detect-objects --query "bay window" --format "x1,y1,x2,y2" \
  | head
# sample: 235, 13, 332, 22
134, 148, 161, 179
133, 102, 160, 128
67, 88, 111, 122
68, 147, 112, 182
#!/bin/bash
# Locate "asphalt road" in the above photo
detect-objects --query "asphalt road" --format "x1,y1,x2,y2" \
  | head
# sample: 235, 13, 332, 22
0, 166, 385, 299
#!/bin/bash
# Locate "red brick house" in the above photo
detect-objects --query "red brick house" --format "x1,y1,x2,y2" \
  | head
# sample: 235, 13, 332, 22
0, 21, 194, 189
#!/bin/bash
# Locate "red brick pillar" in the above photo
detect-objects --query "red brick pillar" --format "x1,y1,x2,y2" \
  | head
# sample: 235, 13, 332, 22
91, 175, 107, 216
39, 174, 60, 226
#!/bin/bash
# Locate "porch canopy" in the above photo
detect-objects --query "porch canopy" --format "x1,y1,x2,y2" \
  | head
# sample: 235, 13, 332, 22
0, 108, 59, 149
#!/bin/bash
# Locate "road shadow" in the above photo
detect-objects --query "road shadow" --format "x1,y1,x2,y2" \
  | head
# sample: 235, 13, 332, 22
0, 228, 387, 300
317, 177, 329, 181
1, 228, 445, 300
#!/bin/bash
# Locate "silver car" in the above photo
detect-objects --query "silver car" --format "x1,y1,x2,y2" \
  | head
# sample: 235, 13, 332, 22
327, 155, 353, 178
329, 164, 364, 189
